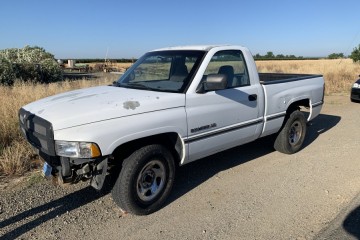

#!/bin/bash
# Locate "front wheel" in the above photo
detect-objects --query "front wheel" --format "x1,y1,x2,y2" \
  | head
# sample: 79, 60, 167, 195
111, 144, 175, 215
274, 110, 307, 154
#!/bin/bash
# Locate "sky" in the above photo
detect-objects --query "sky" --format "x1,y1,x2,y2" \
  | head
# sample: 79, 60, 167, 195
1, 0, 360, 59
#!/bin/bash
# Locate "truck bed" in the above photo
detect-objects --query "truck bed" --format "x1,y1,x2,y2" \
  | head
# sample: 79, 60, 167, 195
259, 73, 322, 85
259, 73, 324, 137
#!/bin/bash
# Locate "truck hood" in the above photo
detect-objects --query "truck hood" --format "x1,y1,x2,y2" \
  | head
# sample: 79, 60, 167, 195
22, 86, 185, 130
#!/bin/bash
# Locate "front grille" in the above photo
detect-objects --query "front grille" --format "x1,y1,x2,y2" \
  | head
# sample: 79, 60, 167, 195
351, 88, 360, 101
19, 108, 56, 156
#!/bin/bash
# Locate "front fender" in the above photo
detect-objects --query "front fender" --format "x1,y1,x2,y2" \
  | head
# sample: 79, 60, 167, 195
54, 107, 188, 156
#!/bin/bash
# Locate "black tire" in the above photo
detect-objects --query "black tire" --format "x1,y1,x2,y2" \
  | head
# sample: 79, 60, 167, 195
111, 144, 175, 215
274, 110, 307, 154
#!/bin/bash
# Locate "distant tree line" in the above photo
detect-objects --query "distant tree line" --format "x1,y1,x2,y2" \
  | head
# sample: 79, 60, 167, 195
327, 44, 360, 62
254, 51, 310, 60
61, 47, 360, 63
253, 51, 360, 61
327, 53, 345, 59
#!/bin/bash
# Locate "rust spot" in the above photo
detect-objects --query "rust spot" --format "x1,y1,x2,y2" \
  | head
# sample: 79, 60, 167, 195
123, 101, 140, 110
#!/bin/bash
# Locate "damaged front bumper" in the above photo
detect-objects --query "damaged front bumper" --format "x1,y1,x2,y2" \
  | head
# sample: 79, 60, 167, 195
19, 108, 108, 190
57, 155, 109, 190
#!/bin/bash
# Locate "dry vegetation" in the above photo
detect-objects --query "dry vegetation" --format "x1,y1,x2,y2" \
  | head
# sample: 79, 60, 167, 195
0, 74, 118, 176
0, 59, 359, 176
256, 58, 360, 95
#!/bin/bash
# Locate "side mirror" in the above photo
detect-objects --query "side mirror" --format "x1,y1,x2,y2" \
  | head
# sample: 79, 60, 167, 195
204, 74, 227, 91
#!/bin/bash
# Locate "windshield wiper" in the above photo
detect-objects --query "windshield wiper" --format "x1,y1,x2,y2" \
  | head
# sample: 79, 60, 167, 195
119, 82, 153, 90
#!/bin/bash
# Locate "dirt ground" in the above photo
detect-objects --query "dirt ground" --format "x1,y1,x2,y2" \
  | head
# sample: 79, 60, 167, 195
1, 95, 360, 240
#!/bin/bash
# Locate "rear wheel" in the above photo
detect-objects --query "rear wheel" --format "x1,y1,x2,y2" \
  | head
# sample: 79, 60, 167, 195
111, 144, 175, 215
274, 110, 307, 154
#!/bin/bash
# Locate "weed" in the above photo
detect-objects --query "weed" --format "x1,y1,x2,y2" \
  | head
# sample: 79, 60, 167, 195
27, 171, 45, 187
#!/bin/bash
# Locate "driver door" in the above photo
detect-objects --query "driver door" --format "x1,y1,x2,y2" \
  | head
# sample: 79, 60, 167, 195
185, 50, 262, 163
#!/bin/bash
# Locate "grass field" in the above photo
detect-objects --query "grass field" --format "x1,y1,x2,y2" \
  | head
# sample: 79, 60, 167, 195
0, 59, 359, 176
257, 59, 359, 95
0, 74, 119, 176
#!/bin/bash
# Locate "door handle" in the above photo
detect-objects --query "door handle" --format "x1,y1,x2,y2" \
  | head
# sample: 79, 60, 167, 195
248, 94, 257, 101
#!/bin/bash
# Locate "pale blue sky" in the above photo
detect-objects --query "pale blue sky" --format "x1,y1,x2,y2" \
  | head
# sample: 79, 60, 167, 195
1, 0, 359, 59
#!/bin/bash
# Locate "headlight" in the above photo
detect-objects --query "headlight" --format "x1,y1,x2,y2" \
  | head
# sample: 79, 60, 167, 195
353, 83, 360, 88
55, 141, 101, 158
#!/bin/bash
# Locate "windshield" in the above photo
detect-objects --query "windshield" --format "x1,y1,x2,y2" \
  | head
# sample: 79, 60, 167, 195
116, 50, 205, 93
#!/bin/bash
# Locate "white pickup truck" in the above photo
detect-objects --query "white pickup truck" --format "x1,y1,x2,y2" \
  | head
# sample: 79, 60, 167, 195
19, 45, 324, 215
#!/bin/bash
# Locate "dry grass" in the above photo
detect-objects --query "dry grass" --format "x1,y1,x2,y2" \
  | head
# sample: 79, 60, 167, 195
0, 59, 359, 176
0, 75, 117, 176
256, 59, 360, 95
0, 140, 33, 175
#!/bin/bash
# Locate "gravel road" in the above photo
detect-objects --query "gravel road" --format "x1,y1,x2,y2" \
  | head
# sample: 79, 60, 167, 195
1, 95, 360, 240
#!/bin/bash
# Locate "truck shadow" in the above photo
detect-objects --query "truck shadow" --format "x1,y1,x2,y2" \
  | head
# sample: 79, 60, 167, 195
0, 187, 103, 240
167, 113, 341, 206
302, 113, 341, 148
343, 205, 360, 239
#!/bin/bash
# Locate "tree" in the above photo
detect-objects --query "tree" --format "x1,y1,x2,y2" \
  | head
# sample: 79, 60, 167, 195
254, 53, 261, 59
265, 51, 275, 59
350, 45, 360, 63
328, 53, 344, 59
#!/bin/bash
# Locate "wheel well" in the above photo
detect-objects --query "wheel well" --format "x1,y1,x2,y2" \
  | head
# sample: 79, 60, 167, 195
110, 133, 183, 167
278, 99, 310, 131
286, 99, 310, 115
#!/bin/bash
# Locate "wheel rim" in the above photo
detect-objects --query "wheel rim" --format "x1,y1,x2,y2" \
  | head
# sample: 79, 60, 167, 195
136, 160, 166, 202
288, 120, 303, 146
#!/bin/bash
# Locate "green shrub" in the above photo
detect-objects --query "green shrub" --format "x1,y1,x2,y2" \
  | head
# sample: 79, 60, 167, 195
0, 57, 15, 85
0, 46, 63, 84
350, 44, 360, 63
40, 58, 63, 83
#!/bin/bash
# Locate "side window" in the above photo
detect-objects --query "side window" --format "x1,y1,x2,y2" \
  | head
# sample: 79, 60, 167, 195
203, 50, 250, 88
